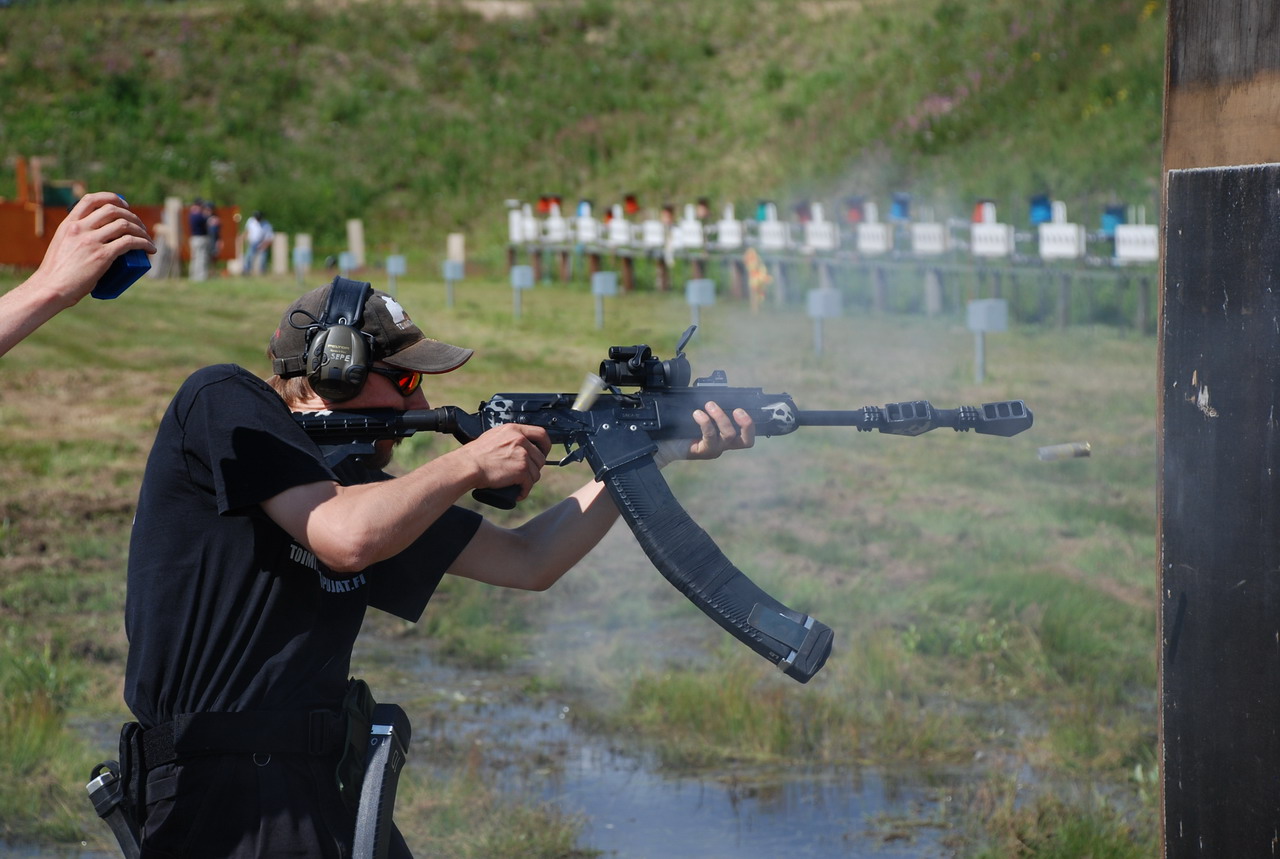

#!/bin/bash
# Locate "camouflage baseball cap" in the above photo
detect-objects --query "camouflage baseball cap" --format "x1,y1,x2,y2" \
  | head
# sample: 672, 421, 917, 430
269, 279, 473, 378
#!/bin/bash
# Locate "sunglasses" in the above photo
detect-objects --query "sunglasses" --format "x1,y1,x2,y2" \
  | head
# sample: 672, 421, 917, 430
367, 367, 423, 397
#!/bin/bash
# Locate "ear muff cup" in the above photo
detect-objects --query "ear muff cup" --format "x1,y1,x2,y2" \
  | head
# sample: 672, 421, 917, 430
305, 277, 374, 402
307, 322, 370, 401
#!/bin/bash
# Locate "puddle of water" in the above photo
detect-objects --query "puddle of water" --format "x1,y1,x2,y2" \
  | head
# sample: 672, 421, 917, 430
0, 841, 116, 859
405, 666, 959, 858
540, 746, 954, 858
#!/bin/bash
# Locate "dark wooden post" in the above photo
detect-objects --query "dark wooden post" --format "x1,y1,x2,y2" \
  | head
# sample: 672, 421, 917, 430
871, 266, 888, 313
1035, 270, 1052, 323
654, 256, 670, 292
728, 259, 745, 300
1135, 274, 1150, 334
1056, 272, 1071, 329
620, 255, 635, 293
769, 259, 789, 306
1161, 4, 1280, 856
923, 266, 944, 316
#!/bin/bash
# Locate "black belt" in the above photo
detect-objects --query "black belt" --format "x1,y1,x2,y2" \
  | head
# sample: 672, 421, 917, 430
140, 709, 344, 770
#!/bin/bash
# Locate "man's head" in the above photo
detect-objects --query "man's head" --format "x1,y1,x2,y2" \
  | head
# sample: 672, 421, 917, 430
268, 277, 472, 407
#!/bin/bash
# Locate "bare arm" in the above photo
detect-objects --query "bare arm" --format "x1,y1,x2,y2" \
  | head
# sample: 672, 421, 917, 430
263, 403, 752, 581
262, 422, 550, 572
0, 192, 155, 357
448, 403, 755, 590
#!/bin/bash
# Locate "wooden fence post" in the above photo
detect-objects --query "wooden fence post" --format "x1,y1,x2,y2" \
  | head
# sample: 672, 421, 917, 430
1160, 4, 1280, 855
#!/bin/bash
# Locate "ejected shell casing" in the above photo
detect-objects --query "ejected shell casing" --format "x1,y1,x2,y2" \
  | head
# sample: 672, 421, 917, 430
1037, 442, 1091, 462
572, 373, 605, 412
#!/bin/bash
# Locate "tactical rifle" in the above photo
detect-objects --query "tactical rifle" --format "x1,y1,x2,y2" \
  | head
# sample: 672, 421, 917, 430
295, 326, 1033, 684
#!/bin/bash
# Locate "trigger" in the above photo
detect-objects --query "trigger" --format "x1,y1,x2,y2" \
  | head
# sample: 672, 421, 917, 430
555, 444, 588, 467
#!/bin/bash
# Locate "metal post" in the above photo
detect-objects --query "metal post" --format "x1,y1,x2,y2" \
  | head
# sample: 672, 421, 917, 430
1057, 272, 1071, 328
591, 271, 617, 331
442, 260, 464, 309
509, 265, 534, 321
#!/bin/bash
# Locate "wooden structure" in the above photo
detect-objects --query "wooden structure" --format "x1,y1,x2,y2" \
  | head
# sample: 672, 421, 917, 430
1160, 3, 1280, 855
0, 157, 237, 270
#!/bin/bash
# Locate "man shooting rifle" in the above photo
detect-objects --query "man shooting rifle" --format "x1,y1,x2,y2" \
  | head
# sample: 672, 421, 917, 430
112, 276, 753, 858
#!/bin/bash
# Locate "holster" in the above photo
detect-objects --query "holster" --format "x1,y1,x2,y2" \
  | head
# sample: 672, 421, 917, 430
337, 677, 376, 814
118, 721, 146, 828
83, 724, 145, 859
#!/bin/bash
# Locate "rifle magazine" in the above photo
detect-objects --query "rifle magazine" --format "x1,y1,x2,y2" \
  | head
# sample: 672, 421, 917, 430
602, 456, 833, 683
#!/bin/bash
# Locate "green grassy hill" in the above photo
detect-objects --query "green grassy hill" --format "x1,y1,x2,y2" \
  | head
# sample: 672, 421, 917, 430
0, 0, 1165, 260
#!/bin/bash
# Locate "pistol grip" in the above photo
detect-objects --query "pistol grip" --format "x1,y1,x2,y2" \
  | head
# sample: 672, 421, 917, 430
472, 485, 521, 510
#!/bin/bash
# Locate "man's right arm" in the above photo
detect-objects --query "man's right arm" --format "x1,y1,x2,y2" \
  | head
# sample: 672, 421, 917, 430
0, 192, 154, 357
260, 422, 551, 572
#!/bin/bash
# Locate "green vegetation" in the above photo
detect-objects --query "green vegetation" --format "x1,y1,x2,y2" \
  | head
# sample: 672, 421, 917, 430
0, 273, 1156, 854
0, 0, 1162, 260
0, 0, 1163, 854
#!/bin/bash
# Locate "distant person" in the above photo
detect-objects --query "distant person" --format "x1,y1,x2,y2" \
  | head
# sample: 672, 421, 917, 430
244, 210, 273, 276
204, 201, 222, 275
257, 216, 275, 274
0, 191, 155, 357
188, 197, 209, 282
243, 211, 262, 275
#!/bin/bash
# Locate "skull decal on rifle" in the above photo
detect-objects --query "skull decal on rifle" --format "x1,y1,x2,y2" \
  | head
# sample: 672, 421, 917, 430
485, 397, 515, 426
763, 401, 798, 434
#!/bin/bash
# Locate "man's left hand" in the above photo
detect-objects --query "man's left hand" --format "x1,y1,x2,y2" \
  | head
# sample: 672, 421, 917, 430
655, 401, 755, 467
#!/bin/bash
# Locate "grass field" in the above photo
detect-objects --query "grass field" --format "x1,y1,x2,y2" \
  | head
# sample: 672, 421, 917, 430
0, 0, 1164, 258
0, 268, 1157, 856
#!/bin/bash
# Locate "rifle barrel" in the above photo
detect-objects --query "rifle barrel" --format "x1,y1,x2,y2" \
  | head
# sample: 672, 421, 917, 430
795, 410, 874, 427
795, 400, 1033, 437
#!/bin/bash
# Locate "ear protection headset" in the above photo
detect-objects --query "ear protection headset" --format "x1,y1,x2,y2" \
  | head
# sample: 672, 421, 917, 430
304, 277, 374, 402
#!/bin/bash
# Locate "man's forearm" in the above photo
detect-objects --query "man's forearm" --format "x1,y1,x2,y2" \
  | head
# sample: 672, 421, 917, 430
447, 476, 622, 591
0, 278, 75, 357
265, 448, 487, 572
512, 478, 622, 585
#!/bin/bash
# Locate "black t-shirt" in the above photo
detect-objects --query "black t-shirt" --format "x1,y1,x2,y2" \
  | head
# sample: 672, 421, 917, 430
124, 364, 481, 727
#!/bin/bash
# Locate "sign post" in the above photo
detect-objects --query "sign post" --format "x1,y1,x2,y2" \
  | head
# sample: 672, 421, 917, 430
806, 287, 842, 357
591, 271, 617, 330
685, 278, 715, 328
442, 260, 464, 308
510, 265, 534, 320
385, 254, 406, 297
966, 298, 1008, 384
